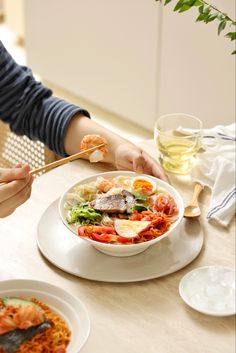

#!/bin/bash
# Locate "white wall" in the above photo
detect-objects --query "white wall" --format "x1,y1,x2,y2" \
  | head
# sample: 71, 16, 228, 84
24, 0, 235, 130
25, 0, 160, 130
0, 0, 3, 11
158, 0, 235, 128
4, 0, 25, 38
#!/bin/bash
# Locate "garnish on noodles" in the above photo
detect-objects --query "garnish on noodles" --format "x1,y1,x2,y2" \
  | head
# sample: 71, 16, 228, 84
80, 134, 108, 163
0, 297, 71, 353
64, 175, 179, 244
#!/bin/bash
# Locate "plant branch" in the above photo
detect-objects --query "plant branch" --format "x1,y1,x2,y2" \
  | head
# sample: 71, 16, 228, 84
199, 1, 233, 22
155, 0, 236, 54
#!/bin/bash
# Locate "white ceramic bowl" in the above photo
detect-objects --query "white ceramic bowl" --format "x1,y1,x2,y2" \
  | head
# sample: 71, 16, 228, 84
0, 279, 90, 353
59, 171, 184, 257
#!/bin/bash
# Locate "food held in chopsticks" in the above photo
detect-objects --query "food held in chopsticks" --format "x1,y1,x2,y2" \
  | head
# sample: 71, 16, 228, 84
0, 297, 70, 353
80, 135, 108, 163
64, 175, 179, 244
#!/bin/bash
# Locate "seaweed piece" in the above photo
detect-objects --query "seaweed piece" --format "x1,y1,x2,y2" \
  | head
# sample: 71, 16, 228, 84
0, 320, 51, 353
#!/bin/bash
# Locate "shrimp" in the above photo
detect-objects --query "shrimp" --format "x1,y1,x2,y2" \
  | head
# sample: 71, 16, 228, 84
80, 134, 108, 162
96, 176, 114, 193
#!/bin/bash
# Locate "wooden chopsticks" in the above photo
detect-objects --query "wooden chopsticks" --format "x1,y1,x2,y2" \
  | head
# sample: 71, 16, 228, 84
29, 143, 105, 175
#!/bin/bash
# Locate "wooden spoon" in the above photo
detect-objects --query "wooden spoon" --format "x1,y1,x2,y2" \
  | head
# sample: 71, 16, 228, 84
184, 183, 204, 218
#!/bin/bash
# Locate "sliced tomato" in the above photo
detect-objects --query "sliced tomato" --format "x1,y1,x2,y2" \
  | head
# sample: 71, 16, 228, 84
117, 235, 137, 244
78, 226, 85, 237
89, 232, 116, 243
92, 226, 116, 234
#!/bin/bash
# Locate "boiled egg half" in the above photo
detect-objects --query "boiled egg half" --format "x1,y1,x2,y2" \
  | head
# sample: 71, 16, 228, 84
131, 176, 156, 195
114, 219, 151, 238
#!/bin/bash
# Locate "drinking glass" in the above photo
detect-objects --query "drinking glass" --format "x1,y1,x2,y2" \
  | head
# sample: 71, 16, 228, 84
154, 113, 203, 174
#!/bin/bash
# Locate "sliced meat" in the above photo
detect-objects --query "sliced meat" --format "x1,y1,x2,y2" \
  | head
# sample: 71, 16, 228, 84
121, 190, 135, 213
91, 194, 126, 213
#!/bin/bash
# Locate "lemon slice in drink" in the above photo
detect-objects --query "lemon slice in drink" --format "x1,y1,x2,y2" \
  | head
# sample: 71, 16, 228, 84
114, 220, 151, 238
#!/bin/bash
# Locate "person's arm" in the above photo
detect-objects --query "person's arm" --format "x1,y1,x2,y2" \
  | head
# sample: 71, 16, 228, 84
0, 40, 168, 182
64, 115, 169, 181
0, 40, 90, 218
0, 41, 90, 157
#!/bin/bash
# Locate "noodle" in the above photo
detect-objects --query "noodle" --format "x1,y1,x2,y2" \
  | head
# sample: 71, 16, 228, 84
13, 298, 71, 353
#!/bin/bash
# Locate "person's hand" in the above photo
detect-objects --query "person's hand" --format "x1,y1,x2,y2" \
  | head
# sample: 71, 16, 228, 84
114, 143, 169, 182
0, 164, 33, 218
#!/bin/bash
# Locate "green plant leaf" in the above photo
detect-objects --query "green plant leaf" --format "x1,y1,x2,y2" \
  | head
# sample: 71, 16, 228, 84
198, 5, 204, 14
184, 0, 196, 5
174, 0, 185, 12
196, 13, 207, 22
225, 32, 236, 41
231, 49, 236, 55
217, 13, 224, 21
164, 0, 172, 4
203, 6, 211, 15
194, 0, 203, 6
218, 20, 227, 35
179, 4, 191, 12
205, 13, 218, 23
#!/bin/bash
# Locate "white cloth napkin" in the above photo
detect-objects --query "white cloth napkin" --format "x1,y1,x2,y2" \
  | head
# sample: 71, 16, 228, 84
191, 123, 236, 227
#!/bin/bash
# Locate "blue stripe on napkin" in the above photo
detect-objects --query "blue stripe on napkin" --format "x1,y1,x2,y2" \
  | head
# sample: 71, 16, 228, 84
203, 135, 236, 142
207, 187, 236, 219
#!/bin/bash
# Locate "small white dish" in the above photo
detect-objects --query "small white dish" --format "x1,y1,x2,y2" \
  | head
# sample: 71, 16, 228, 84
179, 266, 236, 316
0, 279, 90, 352
58, 171, 184, 257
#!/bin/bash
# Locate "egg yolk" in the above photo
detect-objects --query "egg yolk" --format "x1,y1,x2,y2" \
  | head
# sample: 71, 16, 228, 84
133, 179, 153, 191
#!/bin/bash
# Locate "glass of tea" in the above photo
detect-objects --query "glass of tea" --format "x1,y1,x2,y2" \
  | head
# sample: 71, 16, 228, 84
154, 113, 203, 174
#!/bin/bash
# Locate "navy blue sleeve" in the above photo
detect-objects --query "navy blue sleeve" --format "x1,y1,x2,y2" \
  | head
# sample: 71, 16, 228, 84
0, 41, 90, 156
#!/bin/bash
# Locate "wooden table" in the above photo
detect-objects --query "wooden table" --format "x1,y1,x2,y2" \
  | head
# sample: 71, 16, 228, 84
0, 141, 235, 353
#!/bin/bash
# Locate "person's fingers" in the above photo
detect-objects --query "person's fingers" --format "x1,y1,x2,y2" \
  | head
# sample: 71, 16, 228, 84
133, 154, 145, 174
0, 174, 32, 203
151, 162, 170, 182
0, 178, 33, 218
117, 146, 144, 172
0, 165, 30, 182
115, 144, 169, 182
141, 151, 170, 182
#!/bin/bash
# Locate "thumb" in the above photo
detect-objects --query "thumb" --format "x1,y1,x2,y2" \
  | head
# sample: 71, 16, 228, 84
0, 165, 30, 182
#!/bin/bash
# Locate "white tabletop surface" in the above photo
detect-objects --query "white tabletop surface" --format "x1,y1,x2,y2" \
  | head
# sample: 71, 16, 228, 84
0, 140, 235, 353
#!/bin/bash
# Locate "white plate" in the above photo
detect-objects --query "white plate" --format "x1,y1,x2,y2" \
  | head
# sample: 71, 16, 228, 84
0, 279, 90, 352
37, 199, 204, 282
179, 266, 236, 316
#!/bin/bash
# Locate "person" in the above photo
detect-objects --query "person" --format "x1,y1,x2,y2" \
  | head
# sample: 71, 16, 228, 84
0, 40, 167, 218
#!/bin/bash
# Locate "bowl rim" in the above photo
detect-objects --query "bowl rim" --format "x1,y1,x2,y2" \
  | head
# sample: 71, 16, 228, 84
58, 171, 184, 248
